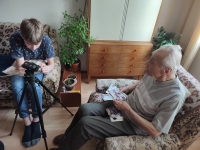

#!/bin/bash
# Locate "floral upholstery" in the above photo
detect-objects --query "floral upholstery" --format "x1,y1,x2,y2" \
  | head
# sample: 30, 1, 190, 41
88, 66, 200, 150
0, 22, 61, 107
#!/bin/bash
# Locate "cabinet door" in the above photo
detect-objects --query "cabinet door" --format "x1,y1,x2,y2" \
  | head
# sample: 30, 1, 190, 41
122, 0, 162, 41
90, 0, 124, 40
90, 0, 162, 41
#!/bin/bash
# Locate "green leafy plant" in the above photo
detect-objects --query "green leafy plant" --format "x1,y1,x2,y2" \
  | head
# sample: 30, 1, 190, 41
152, 26, 182, 51
58, 9, 95, 66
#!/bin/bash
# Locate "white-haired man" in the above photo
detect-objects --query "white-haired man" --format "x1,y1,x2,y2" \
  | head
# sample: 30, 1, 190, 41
49, 44, 186, 150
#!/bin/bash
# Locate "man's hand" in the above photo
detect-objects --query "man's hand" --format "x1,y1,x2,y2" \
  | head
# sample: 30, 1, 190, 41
40, 63, 51, 74
113, 100, 131, 112
119, 81, 140, 94
119, 86, 130, 94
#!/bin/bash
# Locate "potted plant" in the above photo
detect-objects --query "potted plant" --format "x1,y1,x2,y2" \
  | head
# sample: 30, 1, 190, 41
58, 9, 95, 71
63, 78, 77, 91
152, 26, 182, 51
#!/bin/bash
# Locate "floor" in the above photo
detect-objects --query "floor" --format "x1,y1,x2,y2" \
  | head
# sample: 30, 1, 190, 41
0, 72, 200, 150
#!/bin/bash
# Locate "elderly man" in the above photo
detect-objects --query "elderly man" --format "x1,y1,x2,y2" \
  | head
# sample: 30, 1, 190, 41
49, 44, 186, 150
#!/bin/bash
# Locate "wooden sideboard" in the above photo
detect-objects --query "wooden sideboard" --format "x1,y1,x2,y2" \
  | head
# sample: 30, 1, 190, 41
87, 40, 153, 83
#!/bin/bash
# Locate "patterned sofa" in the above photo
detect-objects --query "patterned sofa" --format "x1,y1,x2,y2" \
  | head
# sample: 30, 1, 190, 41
88, 66, 200, 150
0, 22, 61, 107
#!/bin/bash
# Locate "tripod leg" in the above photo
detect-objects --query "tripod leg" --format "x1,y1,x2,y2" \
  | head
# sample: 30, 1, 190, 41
30, 81, 48, 150
34, 77, 73, 116
10, 82, 29, 136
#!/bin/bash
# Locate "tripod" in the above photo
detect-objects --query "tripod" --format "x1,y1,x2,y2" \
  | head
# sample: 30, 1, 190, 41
10, 70, 73, 150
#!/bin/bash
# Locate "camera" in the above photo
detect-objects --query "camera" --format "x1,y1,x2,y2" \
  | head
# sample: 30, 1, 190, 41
22, 62, 40, 72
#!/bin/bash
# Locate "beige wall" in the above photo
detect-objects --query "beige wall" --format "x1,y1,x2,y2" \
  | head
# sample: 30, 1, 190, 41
179, 0, 200, 81
0, 0, 198, 73
189, 47, 200, 81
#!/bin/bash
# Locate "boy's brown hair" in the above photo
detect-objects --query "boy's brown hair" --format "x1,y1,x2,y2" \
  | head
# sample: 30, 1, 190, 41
20, 18, 44, 45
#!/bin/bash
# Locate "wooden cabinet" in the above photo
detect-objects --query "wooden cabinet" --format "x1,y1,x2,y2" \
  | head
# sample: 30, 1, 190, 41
87, 40, 153, 83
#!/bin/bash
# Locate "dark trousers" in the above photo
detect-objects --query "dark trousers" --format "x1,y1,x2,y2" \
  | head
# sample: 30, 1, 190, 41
58, 101, 136, 150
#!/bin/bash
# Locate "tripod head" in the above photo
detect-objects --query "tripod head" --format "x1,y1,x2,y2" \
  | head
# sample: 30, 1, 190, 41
22, 62, 41, 77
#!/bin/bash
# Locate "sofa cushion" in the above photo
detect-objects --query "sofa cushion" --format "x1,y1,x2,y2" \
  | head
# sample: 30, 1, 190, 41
96, 79, 138, 93
0, 54, 15, 76
175, 66, 200, 120
0, 22, 20, 55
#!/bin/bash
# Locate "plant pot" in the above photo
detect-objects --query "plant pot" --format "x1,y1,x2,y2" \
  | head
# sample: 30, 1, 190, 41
63, 78, 77, 91
67, 74, 77, 80
71, 62, 79, 72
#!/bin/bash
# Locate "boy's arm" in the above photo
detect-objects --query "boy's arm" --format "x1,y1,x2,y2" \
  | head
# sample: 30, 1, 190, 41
47, 58, 54, 70
41, 58, 54, 74
15, 57, 26, 74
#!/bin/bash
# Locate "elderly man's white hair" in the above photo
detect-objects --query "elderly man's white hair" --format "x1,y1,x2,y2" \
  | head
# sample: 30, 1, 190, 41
152, 44, 182, 77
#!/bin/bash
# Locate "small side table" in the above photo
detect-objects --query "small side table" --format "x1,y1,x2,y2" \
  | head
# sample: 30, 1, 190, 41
60, 67, 81, 107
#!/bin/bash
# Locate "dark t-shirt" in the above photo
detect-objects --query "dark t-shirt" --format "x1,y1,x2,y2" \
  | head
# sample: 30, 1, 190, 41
9, 31, 55, 60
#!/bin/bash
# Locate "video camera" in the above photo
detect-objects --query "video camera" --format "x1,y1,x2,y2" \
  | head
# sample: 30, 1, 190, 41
22, 62, 40, 72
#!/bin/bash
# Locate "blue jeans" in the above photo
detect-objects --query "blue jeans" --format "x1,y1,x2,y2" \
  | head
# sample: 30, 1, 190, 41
10, 72, 44, 118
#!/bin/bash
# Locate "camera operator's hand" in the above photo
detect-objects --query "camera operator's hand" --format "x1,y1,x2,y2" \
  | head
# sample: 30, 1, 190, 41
18, 66, 26, 75
40, 63, 51, 74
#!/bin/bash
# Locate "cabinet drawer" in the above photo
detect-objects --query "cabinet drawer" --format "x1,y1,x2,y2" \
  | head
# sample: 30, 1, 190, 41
89, 54, 119, 61
120, 46, 140, 54
119, 53, 140, 61
140, 53, 151, 62
117, 67, 146, 75
90, 45, 121, 53
89, 68, 117, 75
120, 45, 152, 54
89, 61, 118, 68
118, 61, 145, 68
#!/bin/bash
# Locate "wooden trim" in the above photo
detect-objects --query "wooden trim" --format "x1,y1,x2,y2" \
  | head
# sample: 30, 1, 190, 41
87, 0, 91, 35
91, 40, 153, 46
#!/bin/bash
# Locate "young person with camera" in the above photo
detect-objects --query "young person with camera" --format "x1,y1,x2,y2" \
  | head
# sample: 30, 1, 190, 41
9, 18, 55, 147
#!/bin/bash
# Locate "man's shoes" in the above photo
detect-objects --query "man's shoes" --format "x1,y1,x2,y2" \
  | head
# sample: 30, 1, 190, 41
53, 134, 65, 146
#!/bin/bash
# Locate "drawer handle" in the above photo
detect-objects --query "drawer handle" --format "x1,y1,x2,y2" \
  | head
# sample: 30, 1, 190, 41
102, 56, 106, 59
103, 49, 106, 52
131, 57, 135, 60
129, 70, 132, 73
102, 64, 106, 66
101, 70, 105, 73
133, 49, 137, 52
130, 64, 134, 67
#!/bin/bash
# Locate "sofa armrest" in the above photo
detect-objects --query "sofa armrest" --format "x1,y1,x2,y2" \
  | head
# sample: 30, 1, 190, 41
96, 79, 138, 93
104, 134, 181, 150
43, 56, 61, 93
169, 105, 200, 149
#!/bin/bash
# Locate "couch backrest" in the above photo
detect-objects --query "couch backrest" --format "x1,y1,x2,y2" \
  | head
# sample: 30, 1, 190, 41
175, 65, 200, 121
0, 22, 59, 56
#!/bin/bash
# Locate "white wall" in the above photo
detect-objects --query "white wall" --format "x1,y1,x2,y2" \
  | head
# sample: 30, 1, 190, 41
0, 0, 197, 72
0, 0, 86, 69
